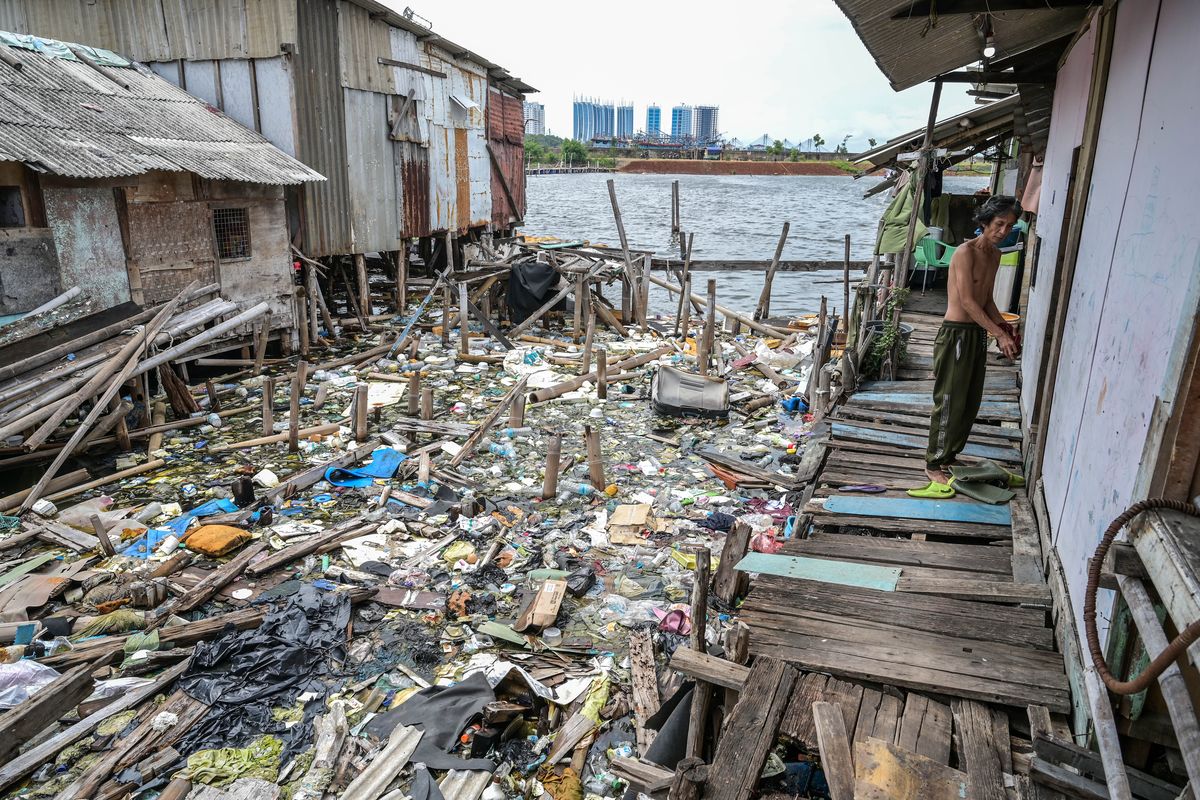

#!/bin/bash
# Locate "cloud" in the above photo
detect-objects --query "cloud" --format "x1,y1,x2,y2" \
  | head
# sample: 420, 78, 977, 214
385, 0, 979, 151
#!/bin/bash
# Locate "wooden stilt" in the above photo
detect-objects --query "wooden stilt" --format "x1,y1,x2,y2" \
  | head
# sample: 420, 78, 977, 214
698, 279, 717, 376
596, 349, 607, 400
261, 377, 275, 437
253, 311, 271, 373
843, 234, 852, 337
420, 387, 433, 420
584, 425, 605, 490
354, 253, 370, 317
754, 221, 790, 321
296, 287, 310, 357
288, 362, 305, 452
353, 384, 369, 442
396, 247, 408, 314
111, 396, 131, 452
458, 282, 470, 354
686, 545, 712, 760
581, 310, 596, 375
205, 379, 221, 412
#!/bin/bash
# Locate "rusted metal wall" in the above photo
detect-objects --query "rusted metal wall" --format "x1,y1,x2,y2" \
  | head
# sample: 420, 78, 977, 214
488, 87, 526, 227
41, 182, 131, 310
294, 0, 350, 257
421, 42, 490, 234
389, 25, 429, 240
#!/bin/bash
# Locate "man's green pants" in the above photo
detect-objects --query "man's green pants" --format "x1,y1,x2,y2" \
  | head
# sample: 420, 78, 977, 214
926, 321, 988, 470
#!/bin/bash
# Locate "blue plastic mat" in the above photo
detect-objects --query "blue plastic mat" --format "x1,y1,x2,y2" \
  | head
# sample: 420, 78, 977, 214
324, 447, 406, 488
120, 498, 238, 558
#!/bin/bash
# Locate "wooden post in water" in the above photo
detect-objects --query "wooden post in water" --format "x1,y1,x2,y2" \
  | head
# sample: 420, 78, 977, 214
843, 234, 852, 337
542, 433, 562, 499
606, 178, 640, 326
640, 254, 652, 333
754, 222, 790, 321
296, 287, 310, 357
261, 376, 275, 437
675, 232, 695, 339
420, 387, 433, 421
288, 362, 305, 452
353, 383, 369, 442
698, 279, 717, 376
395, 246, 408, 315
458, 282, 470, 354
441, 284, 451, 348
354, 253, 370, 316
671, 180, 680, 238
573, 274, 585, 341
584, 425, 605, 490
596, 349, 608, 400
581, 310, 596, 375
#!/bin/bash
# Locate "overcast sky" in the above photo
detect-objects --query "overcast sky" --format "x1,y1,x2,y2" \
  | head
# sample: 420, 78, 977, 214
386, 0, 980, 150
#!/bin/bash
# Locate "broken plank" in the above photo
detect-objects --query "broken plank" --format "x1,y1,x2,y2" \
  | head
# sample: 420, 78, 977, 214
821, 495, 1012, 526
854, 736, 970, 800
610, 758, 673, 793
628, 629, 660, 754
894, 694, 952, 766
702, 658, 798, 800
669, 647, 750, 691
781, 673, 864, 749
813, 702, 855, 800
951, 699, 1009, 800
0, 664, 93, 763
735, 552, 900, 591
855, 689, 903, 745
1010, 494, 1045, 584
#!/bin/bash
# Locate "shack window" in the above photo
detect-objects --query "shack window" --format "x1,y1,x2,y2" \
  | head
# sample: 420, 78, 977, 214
213, 207, 250, 260
0, 186, 25, 227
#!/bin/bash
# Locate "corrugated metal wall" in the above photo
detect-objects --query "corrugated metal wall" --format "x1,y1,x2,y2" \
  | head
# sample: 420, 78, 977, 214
336, 0, 393, 94
487, 86, 525, 227
344, 87, 400, 253
390, 25, 429, 240
295, 0, 350, 257
0, 0, 296, 61
422, 42, 490, 235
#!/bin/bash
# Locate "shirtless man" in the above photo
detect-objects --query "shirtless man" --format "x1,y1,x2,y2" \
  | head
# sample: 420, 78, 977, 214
918, 196, 1022, 491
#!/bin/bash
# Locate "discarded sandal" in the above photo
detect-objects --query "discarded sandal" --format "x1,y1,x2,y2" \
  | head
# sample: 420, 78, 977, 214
838, 484, 887, 493
906, 481, 955, 499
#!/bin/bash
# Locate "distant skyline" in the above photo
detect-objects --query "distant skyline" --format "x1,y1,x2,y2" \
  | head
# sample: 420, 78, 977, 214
384, 0, 981, 152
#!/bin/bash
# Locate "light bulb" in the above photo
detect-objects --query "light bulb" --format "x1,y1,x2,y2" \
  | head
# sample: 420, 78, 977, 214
983, 36, 996, 59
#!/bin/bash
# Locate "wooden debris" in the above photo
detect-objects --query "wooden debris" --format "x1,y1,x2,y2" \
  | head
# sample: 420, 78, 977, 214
813, 701, 855, 800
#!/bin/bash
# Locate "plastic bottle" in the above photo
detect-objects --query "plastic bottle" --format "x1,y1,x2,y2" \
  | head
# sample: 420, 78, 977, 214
487, 442, 515, 458
500, 427, 532, 439
556, 483, 596, 502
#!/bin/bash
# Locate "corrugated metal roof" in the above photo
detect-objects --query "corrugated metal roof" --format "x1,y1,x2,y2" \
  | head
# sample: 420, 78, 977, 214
831, 1, 1090, 91
854, 94, 1019, 166
0, 30, 324, 184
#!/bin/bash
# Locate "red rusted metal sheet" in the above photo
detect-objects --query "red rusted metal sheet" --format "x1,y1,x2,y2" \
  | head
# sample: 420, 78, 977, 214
488, 86, 525, 228
397, 140, 431, 239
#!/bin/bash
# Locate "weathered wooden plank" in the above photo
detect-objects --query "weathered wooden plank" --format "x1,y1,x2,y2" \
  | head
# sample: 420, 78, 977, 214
854, 736, 970, 800
711, 521, 751, 603
852, 392, 1020, 421
629, 629, 660, 755
854, 688, 903, 744
810, 510, 1012, 540
668, 647, 750, 691
1010, 495, 1045, 584
789, 532, 1013, 575
822, 495, 1012, 526
702, 658, 798, 800
0, 664, 93, 763
750, 638, 1070, 712
813, 701, 855, 800
836, 404, 1024, 441
895, 577, 1051, 604
951, 698, 1008, 800
831, 423, 1022, 463
735, 552, 900, 591
894, 694, 952, 766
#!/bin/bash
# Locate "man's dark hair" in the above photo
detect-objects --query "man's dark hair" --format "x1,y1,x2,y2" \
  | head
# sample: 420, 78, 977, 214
974, 195, 1022, 225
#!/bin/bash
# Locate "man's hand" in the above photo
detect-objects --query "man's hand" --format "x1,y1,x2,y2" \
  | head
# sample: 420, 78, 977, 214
998, 333, 1020, 360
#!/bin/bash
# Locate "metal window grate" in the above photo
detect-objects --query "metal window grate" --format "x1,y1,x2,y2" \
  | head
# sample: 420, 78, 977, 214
214, 207, 250, 260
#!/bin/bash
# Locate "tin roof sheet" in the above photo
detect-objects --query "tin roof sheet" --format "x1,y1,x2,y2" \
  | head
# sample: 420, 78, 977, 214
0, 30, 324, 184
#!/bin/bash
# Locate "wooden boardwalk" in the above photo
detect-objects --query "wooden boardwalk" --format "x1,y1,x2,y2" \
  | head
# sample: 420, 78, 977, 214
733, 306, 1071, 796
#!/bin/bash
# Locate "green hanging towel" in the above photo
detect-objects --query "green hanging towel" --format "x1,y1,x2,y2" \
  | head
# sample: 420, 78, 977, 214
877, 172, 927, 255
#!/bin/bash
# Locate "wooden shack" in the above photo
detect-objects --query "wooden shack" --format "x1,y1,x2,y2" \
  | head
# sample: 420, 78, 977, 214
0, 30, 323, 335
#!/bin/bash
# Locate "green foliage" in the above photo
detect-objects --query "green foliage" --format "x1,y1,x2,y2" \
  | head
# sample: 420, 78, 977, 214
812, 133, 825, 151
561, 138, 588, 165
788, 148, 799, 162
526, 133, 563, 149
595, 156, 617, 168
868, 137, 878, 147
862, 288, 911, 378
769, 139, 785, 157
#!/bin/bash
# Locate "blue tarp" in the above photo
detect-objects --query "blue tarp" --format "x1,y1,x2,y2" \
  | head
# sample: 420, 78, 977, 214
324, 447, 406, 488
120, 498, 238, 558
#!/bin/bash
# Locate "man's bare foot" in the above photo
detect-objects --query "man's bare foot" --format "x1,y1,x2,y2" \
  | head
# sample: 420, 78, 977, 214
925, 467, 950, 484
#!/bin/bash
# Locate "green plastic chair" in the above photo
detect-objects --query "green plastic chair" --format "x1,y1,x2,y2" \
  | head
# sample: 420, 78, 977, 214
912, 236, 956, 290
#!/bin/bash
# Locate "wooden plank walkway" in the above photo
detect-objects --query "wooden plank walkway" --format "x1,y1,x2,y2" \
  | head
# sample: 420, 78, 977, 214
733, 301, 1069, 796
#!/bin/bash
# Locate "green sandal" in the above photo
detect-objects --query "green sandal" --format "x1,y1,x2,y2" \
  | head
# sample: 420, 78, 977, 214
906, 481, 956, 499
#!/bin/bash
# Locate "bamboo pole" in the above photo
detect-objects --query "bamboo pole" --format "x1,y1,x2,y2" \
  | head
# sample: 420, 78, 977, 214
17, 282, 195, 514
147, 401, 166, 453
253, 311, 272, 373
42, 459, 166, 505
754, 222, 790, 321
606, 178, 641, 326
213, 422, 343, 453
580, 310, 596, 375
420, 387, 433, 421
542, 434, 561, 499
